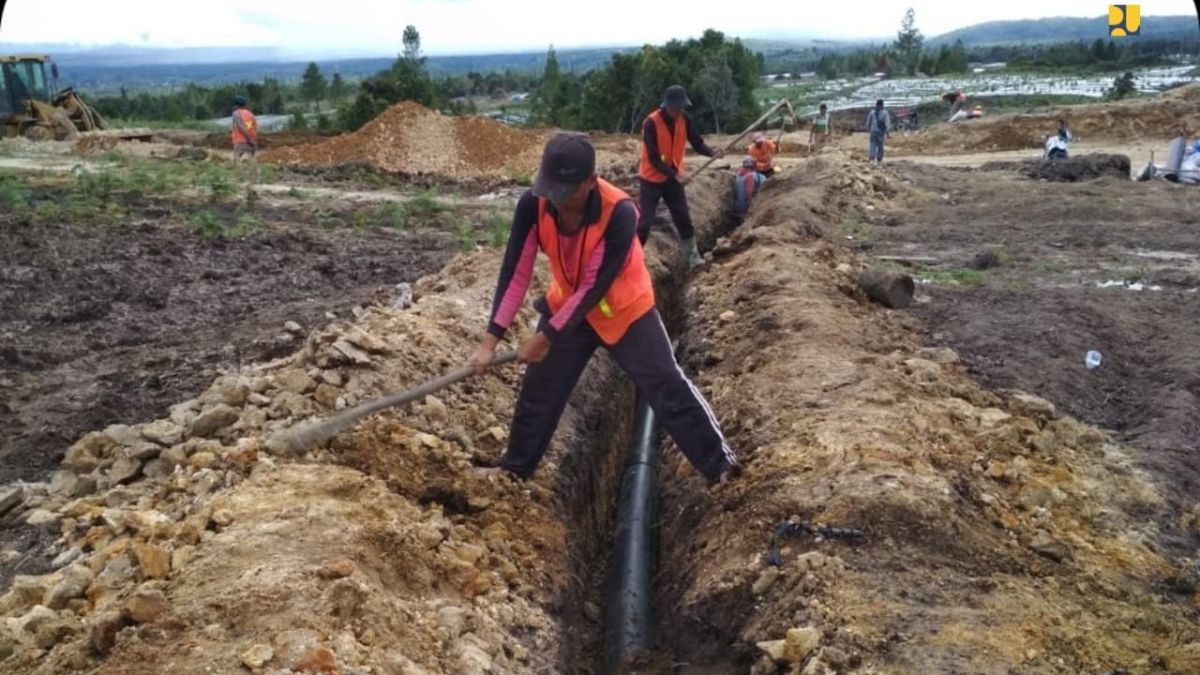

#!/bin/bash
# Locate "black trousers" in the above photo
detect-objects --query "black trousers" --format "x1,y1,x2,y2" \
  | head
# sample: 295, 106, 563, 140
637, 178, 693, 244
499, 308, 736, 482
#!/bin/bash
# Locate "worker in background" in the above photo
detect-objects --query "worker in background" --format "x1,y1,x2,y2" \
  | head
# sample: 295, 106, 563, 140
748, 132, 778, 177
944, 89, 967, 116
865, 99, 890, 165
231, 95, 259, 183
637, 85, 726, 268
473, 133, 742, 485
809, 102, 831, 152
733, 156, 765, 221
1045, 118, 1072, 160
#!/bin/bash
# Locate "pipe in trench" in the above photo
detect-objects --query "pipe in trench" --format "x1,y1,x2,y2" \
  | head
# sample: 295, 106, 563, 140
600, 393, 661, 674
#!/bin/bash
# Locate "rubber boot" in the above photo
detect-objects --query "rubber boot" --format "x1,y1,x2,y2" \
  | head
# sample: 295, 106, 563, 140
683, 237, 704, 268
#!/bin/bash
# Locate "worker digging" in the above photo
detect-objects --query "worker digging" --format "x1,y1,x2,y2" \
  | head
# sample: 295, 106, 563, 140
748, 131, 779, 177
471, 132, 742, 485
636, 84, 726, 268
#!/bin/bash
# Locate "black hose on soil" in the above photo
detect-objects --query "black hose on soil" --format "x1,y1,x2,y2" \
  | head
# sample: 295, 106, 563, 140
601, 395, 660, 674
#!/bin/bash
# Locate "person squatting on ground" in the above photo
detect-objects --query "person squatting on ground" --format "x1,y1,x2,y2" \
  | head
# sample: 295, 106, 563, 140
231, 95, 259, 184
865, 99, 891, 164
733, 156, 765, 221
637, 85, 726, 268
471, 133, 742, 485
748, 132, 778, 177
809, 103, 831, 152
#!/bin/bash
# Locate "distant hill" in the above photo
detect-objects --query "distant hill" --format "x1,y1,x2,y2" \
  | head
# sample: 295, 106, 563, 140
929, 15, 1199, 46
0, 44, 632, 94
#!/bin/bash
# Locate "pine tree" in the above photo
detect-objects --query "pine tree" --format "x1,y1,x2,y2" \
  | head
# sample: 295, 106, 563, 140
894, 9, 924, 76
532, 46, 564, 125
301, 63, 327, 114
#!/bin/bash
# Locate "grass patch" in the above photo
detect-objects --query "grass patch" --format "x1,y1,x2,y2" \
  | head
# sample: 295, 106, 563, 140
919, 267, 986, 287
837, 209, 870, 243
372, 190, 454, 230
1039, 260, 1068, 274
504, 166, 534, 186
0, 175, 32, 216
488, 209, 510, 248
456, 219, 477, 252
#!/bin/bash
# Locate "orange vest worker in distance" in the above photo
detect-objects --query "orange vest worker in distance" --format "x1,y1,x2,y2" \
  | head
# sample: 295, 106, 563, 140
230, 95, 258, 151
635, 85, 725, 267
472, 132, 741, 485
748, 132, 778, 176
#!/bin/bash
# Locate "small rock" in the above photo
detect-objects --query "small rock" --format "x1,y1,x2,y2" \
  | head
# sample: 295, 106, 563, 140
278, 370, 317, 395
132, 542, 170, 579
45, 565, 94, 609
0, 485, 25, 515
320, 370, 344, 387
977, 408, 1012, 428
108, 456, 143, 485
455, 543, 486, 565
417, 525, 445, 549
125, 588, 169, 624
25, 508, 60, 527
424, 395, 449, 420
171, 546, 194, 571
917, 346, 960, 365
269, 392, 315, 420
189, 451, 218, 470
313, 384, 340, 408
140, 420, 184, 446
33, 615, 80, 650
293, 645, 338, 673
331, 339, 372, 365
126, 441, 162, 462
284, 321, 303, 334
63, 432, 113, 472
49, 470, 81, 498
757, 639, 787, 663
87, 610, 127, 655
188, 404, 241, 437
274, 628, 322, 667
241, 643, 275, 669
438, 606, 469, 638
1010, 392, 1057, 420
248, 392, 272, 407
220, 382, 251, 407
454, 634, 494, 675
784, 626, 821, 664
719, 310, 738, 322
986, 461, 1008, 480
1029, 532, 1071, 563
582, 601, 601, 623
317, 559, 356, 580
168, 400, 200, 428
212, 509, 234, 527
752, 566, 780, 596
51, 546, 84, 569
12, 605, 58, 641
160, 445, 189, 470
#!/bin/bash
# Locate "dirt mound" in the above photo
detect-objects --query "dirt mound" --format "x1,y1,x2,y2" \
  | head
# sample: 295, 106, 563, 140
266, 102, 547, 180
890, 83, 1200, 155
982, 153, 1132, 181
651, 154, 1200, 673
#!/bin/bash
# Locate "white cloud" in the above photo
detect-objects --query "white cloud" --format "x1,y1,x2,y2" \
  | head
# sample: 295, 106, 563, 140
1, 0, 1195, 55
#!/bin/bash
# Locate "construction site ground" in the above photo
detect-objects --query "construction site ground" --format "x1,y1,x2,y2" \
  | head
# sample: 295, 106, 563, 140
0, 90, 1198, 674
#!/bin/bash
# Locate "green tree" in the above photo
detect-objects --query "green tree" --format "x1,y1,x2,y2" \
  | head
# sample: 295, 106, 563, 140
948, 39, 969, 72
329, 73, 347, 103
290, 110, 309, 130
301, 62, 327, 114
1107, 71, 1137, 99
894, 8, 924, 76
403, 25, 422, 62
532, 46, 565, 125
694, 53, 736, 133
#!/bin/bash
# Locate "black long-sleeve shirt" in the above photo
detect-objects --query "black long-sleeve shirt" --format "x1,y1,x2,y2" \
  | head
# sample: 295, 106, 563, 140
643, 109, 715, 182
488, 189, 638, 343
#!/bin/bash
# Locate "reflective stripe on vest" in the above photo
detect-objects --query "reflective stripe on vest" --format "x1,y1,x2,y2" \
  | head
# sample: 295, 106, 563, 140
537, 178, 655, 345
638, 109, 687, 183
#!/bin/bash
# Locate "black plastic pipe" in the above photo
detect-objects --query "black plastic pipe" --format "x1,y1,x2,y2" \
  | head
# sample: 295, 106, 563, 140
601, 394, 661, 673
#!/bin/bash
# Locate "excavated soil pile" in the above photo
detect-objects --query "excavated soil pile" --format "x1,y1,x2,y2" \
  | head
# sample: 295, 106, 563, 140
266, 102, 547, 180
652, 150, 1200, 673
981, 153, 1132, 181
0, 174, 732, 674
889, 83, 1200, 155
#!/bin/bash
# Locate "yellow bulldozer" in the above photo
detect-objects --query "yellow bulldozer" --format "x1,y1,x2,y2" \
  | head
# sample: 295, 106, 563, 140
1, 54, 149, 141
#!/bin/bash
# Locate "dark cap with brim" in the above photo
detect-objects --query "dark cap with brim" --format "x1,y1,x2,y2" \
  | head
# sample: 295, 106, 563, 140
532, 133, 596, 203
663, 84, 691, 108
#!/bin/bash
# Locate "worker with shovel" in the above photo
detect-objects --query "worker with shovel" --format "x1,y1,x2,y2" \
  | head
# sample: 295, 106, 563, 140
637, 85, 725, 267
231, 95, 260, 183
472, 133, 741, 485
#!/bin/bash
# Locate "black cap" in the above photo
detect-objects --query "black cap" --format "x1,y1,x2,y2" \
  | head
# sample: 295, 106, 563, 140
663, 85, 691, 108
532, 133, 596, 203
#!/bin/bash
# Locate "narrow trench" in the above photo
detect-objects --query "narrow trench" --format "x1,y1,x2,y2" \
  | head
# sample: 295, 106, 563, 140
552, 180, 743, 674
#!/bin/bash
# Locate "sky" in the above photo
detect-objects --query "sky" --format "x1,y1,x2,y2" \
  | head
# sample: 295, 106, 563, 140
0, 0, 1196, 57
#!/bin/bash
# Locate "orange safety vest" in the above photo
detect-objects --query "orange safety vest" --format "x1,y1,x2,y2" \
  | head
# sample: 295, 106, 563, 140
748, 140, 777, 172
638, 109, 687, 183
231, 108, 258, 146
538, 178, 655, 345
